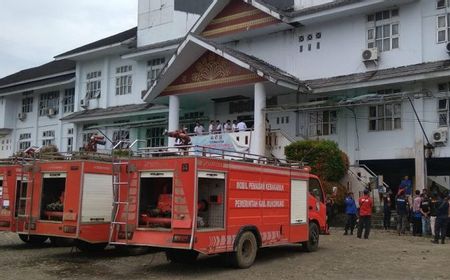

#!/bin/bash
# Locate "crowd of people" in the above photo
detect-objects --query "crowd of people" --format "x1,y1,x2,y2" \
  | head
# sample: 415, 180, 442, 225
193, 119, 248, 135
340, 175, 450, 244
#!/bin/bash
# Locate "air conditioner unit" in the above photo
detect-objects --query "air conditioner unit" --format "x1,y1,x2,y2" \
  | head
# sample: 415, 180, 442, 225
446, 42, 450, 54
80, 98, 89, 108
47, 108, 56, 116
432, 127, 448, 144
17, 112, 27, 121
362, 48, 379, 62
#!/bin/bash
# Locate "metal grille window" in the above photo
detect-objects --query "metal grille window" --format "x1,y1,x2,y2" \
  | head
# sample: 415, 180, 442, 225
308, 111, 337, 137
369, 103, 402, 131
146, 127, 166, 147
39, 91, 59, 116
438, 99, 449, 126
112, 130, 130, 146
63, 88, 75, 113
367, 9, 399, 51
147, 58, 165, 88
86, 71, 101, 99
22, 97, 33, 113
115, 65, 133, 95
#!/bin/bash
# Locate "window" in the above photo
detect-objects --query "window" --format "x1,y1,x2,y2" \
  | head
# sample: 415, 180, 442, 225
42, 139, 54, 146
42, 130, 55, 138
437, 0, 450, 9
437, 14, 450, 43
369, 103, 402, 131
146, 127, 166, 147
229, 100, 254, 114
42, 130, 55, 146
39, 91, 59, 116
67, 128, 74, 135
63, 88, 75, 113
147, 58, 166, 88
112, 130, 130, 146
22, 97, 33, 113
309, 111, 337, 137
86, 71, 101, 99
309, 178, 324, 203
19, 133, 31, 151
115, 65, 133, 95
67, 137, 73, 152
438, 99, 449, 126
367, 9, 399, 51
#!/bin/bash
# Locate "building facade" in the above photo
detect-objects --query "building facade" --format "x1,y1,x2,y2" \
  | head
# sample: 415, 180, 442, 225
2, 0, 450, 195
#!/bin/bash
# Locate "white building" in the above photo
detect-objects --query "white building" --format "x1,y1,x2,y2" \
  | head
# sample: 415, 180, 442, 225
2, 0, 450, 195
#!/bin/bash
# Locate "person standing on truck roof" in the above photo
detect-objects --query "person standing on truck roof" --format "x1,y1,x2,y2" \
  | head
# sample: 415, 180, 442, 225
357, 189, 373, 239
344, 192, 357, 235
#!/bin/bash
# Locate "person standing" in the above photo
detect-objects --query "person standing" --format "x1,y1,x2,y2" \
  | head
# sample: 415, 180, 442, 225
396, 189, 409, 235
237, 119, 247, 131
326, 196, 335, 229
232, 120, 238, 132
432, 194, 449, 244
215, 120, 223, 133
223, 120, 233, 133
399, 175, 412, 196
208, 120, 216, 134
412, 190, 422, 236
194, 122, 204, 136
420, 192, 431, 236
383, 191, 392, 230
429, 192, 439, 238
357, 189, 373, 239
344, 192, 357, 235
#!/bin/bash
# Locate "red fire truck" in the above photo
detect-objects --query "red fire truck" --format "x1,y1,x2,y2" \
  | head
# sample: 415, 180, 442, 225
110, 147, 327, 268
0, 163, 19, 233
0, 159, 113, 251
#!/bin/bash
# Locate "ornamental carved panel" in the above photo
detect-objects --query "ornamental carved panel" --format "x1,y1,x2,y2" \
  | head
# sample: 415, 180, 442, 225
161, 51, 263, 96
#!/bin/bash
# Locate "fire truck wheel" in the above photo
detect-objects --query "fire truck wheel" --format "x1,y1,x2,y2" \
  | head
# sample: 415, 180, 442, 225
302, 222, 319, 252
18, 234, 48, 245
231, 231, 258, 269
75, 240, 107, 252
165, 249, 199, 264
49, 237, 75, 247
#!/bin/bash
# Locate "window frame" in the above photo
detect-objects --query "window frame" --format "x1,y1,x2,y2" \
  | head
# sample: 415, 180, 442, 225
85, 71, 102, 99
308, 110, 337, 137
367, 9, 400, 52
368, 103, 402, 132
39, 91, 59, 116
115, 65, 133, 96
22, 97, 33, 113
63, 88, 75, 113
147, 58, 166, 88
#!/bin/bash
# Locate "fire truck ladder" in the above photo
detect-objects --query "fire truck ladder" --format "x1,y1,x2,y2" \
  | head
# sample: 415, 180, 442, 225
16, 157, 36, 237
108, 140, 143, 245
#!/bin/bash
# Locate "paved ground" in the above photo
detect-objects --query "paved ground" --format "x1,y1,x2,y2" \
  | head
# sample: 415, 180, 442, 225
1, 229, 449, 280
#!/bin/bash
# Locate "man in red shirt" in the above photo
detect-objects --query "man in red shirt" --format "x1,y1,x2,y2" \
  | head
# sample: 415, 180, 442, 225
357, 189, 373, 239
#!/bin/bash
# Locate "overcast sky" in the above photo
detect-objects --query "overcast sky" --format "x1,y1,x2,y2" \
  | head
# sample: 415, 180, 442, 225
0, 0, 138, 79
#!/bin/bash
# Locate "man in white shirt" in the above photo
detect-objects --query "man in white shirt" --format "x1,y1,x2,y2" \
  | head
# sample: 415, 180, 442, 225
223, 120, 232, 133
215, 120, 223, 133
194, 122, 204, 135
208, 121, 216, 134
237, 119, 247, 131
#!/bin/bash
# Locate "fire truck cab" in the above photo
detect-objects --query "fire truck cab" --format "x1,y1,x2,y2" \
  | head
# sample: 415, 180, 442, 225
1, 159, 113, 251
110, 148, 327, 268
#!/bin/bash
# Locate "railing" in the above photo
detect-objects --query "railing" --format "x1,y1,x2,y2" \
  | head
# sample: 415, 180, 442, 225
137, 145, 307, 169
351, 164, 391, 192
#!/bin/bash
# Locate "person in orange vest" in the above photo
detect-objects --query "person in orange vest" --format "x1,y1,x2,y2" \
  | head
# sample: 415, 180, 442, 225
357, 189, 373, 239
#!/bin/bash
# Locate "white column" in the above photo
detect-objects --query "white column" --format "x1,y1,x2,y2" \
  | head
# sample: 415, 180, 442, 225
413, 96, 425, 191
251, 82, 266, 157
168, 95, 180, 147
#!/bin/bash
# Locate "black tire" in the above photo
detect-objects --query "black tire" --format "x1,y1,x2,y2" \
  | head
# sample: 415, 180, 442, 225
18, 234, 48, 245
115, 245, 151, 256
165, 249, 199, 264
302, 223, 319, 252
231, 231, 258, 269
75, 240, 107, 252
49, 237, 75, 247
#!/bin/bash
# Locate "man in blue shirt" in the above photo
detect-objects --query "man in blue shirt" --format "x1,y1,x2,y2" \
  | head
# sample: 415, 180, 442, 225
399, 175, 412, 196
344, 192, 357, 235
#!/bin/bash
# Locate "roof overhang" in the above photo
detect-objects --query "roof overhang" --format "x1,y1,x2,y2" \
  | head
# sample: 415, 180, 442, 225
0, 128, 13, 136
0, 74, 75, 96
61, 106, 169, 123
288, 0, 419, 25
55, 38, 136, 61
143, 34, 309, 102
